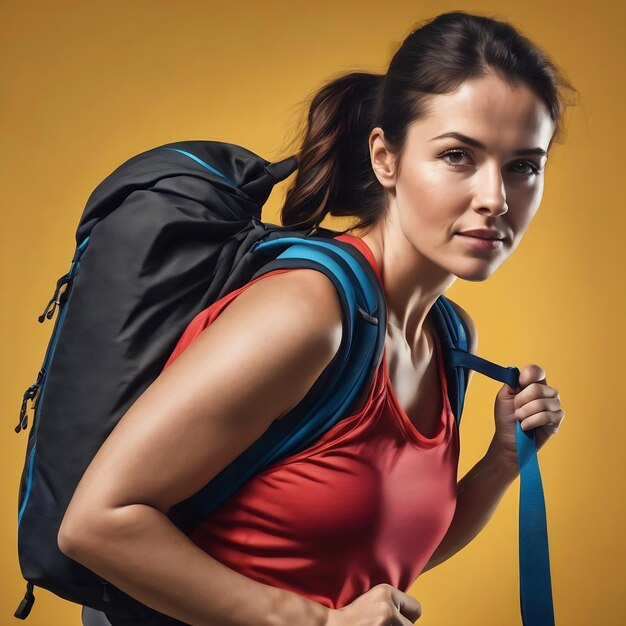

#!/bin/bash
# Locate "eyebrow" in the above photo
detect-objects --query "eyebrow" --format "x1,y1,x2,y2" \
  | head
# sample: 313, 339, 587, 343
430, 131, 547, 158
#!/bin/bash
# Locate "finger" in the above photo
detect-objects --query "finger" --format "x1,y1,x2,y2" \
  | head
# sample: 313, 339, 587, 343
515, 396, 562, 419
396, 611, 420, 625
520, 409, 565, 432
514, 383, 559, 409
395, 606, 422, 626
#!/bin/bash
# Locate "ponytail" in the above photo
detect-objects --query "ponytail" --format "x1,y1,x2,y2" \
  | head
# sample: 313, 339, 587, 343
280, 71, 386, 235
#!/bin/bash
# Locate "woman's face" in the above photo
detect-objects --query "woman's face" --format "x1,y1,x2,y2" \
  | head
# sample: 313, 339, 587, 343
371, 73, 556, 282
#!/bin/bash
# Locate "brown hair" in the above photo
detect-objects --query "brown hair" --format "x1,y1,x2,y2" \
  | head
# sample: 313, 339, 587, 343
277, 10, 578, 235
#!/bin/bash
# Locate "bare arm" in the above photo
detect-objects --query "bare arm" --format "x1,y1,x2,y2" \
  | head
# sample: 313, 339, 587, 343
58, 269, 344, 626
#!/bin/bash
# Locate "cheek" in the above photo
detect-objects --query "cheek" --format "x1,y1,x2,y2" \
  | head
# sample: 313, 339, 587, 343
508, 182, 544, 232
396, 167, 465, 237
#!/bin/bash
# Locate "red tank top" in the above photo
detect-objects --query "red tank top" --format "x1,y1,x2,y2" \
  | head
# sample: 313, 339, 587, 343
162, 233, 459, 609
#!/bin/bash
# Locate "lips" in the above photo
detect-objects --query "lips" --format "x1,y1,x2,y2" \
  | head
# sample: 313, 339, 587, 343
455, 233, 504, 250
457, 229, 506, 240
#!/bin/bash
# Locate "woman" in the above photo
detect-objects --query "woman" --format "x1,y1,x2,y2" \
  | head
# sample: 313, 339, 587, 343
62, 10, 572, 626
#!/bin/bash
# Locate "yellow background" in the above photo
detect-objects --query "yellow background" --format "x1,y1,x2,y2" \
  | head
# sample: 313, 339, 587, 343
1, 1, 624, 624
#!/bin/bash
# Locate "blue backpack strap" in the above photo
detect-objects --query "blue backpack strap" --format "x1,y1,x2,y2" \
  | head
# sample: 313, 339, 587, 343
179, 237, 386, 525
434, 295, 554, 626
431, 294, 520, 425
244, 238, 385, 459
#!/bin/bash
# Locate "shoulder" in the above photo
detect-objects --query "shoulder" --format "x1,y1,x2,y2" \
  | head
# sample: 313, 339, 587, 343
227, 267, 344, 347
446, 298, 478, 355
253, 267, 343, 321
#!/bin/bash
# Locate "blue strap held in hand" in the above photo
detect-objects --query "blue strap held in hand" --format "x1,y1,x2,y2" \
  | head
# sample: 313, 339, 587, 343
459, 357, 555, 626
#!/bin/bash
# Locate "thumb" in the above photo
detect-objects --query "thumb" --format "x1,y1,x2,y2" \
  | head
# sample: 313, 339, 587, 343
393, 590, 423, 622
518, 363, 547, 388
498, 380, 519, 398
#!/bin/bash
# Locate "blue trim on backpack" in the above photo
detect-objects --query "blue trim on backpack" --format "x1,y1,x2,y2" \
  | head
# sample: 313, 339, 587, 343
163, 148, 239, 188
17, 445, 36, 528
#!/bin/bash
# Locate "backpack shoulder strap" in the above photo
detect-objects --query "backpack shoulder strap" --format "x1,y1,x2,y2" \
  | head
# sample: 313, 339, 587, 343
431, 298, 554, 626
432, 294, 521, 426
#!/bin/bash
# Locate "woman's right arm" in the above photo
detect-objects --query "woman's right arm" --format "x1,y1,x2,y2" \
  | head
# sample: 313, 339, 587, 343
57, 268, 344, 626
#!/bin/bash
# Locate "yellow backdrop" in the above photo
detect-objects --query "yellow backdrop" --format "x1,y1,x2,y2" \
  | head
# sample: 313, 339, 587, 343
2, 1, 624, 625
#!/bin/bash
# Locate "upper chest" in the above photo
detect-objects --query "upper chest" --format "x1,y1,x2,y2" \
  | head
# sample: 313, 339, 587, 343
383, 322, 445, 439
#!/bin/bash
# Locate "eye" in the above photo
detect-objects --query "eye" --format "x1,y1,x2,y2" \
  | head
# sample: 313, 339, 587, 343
438, 149, 543, 177
511, 160, 542, 176
439, 149, 470, 168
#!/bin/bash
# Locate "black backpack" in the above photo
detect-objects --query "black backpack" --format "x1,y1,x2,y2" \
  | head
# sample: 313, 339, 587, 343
13, 140, 552, 626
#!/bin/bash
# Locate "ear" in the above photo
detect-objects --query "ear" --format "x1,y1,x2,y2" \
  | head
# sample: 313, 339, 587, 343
369, 127, 398, 190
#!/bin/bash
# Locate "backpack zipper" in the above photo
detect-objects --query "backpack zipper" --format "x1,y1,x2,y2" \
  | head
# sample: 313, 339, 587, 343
15, 237, 90, 434
37, 272, 72, 323
16, 236, 90, 529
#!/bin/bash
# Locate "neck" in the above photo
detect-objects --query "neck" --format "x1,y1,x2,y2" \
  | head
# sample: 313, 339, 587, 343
351, 223, 456, 351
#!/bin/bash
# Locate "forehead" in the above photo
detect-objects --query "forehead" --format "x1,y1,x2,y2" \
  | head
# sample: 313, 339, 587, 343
408, 74, 554, 152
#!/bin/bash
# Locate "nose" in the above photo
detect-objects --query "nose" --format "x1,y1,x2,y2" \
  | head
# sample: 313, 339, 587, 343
473, 164, 508, 217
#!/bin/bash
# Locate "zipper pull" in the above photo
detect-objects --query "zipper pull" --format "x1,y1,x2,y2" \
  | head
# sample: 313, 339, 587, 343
38, 273, 71, 323
13, 581, 35, 619
100, 578, 113, 603
356, 304, 378, 325
15, 369, 45, 433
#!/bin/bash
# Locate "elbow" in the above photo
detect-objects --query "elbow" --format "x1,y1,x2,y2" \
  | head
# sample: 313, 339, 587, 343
58, 503, 152, 559
58, 508, 110, 560
57, 513, 92, 559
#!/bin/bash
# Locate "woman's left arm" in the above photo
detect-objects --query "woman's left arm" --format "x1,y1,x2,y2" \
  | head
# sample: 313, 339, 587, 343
422, 302, 566, 574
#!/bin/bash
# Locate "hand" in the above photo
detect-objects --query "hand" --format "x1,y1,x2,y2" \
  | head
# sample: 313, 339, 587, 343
489, 363, 566, 472
324, 583, 422, 625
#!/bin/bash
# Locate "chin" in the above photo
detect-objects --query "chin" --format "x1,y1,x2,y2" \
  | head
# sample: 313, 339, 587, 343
451, 258, 504, 282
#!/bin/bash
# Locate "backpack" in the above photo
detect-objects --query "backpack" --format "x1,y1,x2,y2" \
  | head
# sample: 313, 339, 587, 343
13, 140, 554, 626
